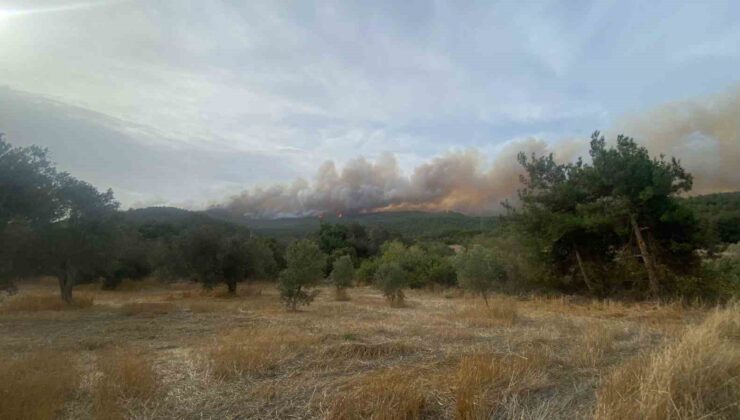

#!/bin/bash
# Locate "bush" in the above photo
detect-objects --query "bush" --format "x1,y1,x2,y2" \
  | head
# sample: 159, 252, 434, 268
356, 258, 379, 284
426, 257, 457, 287
374, 262, 408, 307
669, 246, 740, 301
455, 245, 506, 306
330, 255, 354, 301
278, 240, 326, 310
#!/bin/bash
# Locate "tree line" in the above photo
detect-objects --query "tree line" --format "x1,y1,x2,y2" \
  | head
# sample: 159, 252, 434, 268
1, 132, 737, 306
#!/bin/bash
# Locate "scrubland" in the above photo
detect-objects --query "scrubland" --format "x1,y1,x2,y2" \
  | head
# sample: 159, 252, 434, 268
0, 278, 737, 420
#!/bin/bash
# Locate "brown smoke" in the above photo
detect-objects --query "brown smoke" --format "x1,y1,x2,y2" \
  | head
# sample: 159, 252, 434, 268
223, 138, 560, 217
616, 86, 740, 195
222, 87, 739, 217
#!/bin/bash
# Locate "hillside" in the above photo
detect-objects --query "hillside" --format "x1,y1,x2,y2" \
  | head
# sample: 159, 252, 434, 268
682, 191, 740, 243
206, 208, 498, 239
123, 191, 739, 242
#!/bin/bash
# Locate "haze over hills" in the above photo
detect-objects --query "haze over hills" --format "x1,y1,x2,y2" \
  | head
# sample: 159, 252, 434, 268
121, 191, 740, 241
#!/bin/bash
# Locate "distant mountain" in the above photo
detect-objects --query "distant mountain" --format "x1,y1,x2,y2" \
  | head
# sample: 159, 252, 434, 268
122, 206, 215, 226
123, 206, 497, 239
123, 191, 740, 242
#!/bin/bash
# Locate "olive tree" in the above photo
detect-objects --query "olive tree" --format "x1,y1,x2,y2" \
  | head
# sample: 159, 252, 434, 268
374, 262, 408, 307
455, 245, 506, 306
330, 255, 354, 301
278, 240, 326, 310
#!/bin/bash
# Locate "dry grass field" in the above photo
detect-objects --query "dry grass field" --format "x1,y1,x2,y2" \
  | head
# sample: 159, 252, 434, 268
0, 278, 737, 419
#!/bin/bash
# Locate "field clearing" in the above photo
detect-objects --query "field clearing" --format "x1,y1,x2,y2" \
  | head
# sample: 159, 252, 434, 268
0, 279, 736, 419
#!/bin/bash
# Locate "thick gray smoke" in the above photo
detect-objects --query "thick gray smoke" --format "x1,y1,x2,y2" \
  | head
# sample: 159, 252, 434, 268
222, 87, 740, 217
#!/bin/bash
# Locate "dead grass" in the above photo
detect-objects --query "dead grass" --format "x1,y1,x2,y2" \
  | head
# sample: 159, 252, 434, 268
573, 323, 622, 369
454, 351, 550, 419
0, 351, 79, 420
327, 367, 433, 420
93, 347, 160, 419
206, 326, 319, 379
595, 302, 740, 419
114, 277, 169, 291
335, 287, 351, 301
0, 283, 722, 419
119, 302, 177, 316
199, 283, 265, 299
456, 296, 519, 327
323, 341, 416, 360
0, 293, 94, 313
187, 301, 224, 313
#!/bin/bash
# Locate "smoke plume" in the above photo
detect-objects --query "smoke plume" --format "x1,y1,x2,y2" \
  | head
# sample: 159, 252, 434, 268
616, 86, 740, 195
222, 87, 740, 217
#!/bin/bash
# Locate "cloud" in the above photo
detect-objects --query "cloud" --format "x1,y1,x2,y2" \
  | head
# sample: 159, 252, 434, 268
0, 88, 302, 209
1, 1, 738, 213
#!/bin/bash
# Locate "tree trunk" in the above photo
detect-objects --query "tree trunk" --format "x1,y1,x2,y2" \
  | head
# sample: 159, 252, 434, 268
574, 247, 596, 295
59, 275, 73, 304
226, 279, 237, 294
630, 214, 660, 298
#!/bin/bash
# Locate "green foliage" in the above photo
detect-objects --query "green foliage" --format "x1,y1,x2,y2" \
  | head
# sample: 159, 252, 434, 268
426, 257, 457, 287
356, 258, 380, 284
177, 225, 275, 293
318, 223, 350, 254
376, 240, 456, 288
680, 244, 740, 300
455, 245, 506, 304
682, 192, 740, 249
0, 134, 121, 302
374, 262, 408, 306
0, 135, 67, 226
513, 132, 701, 298
244, 237, 281, 279
278, 240, 326, 310
330, 255, 354, 300
179, 225, 224, 288
468, 223, 552, 292
330, 255, 354, 289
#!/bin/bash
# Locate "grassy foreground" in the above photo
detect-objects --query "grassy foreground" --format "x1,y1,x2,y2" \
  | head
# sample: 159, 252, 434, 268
0, 279, 737, 419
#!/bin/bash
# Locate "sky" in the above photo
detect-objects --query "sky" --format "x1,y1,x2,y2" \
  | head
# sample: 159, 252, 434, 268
0, 0, 738, 213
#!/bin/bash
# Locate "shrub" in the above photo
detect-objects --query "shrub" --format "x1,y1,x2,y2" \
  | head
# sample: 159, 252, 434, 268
278, 240, 326, 310
374, 262, 408, 307
330, 255, 354, 301
356, 258, 379, 284
426, 257, 457, 287
455, 245, 506, 306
